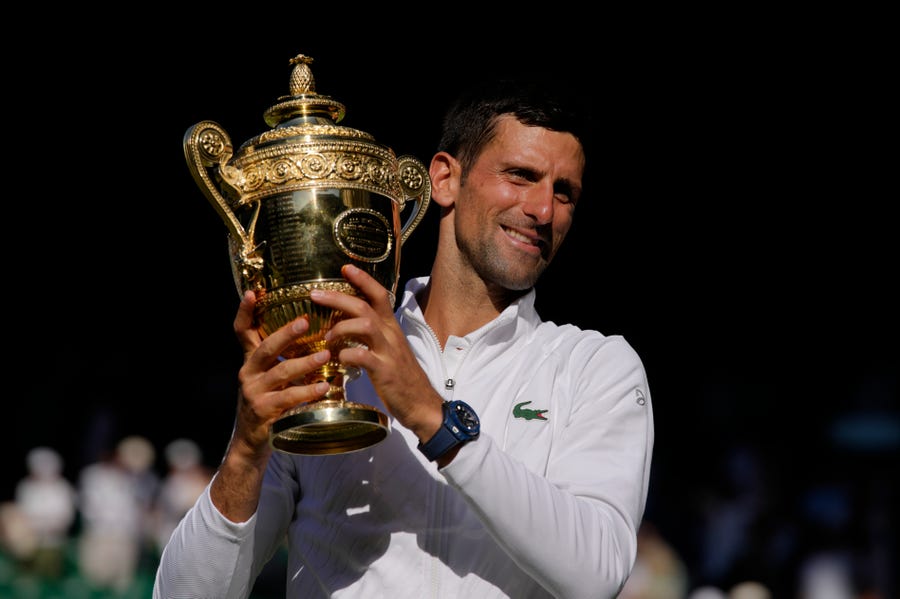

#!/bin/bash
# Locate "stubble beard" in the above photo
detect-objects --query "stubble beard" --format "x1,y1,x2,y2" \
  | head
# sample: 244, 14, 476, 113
460, 234, 547, 292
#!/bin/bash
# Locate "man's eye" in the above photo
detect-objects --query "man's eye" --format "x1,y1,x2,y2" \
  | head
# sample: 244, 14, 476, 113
554, 183, 579, 206
509, 169, 536, 182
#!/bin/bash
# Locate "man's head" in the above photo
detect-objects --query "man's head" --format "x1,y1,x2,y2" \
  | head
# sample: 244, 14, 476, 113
429, 77, 592, 294
436, 77, 593, 186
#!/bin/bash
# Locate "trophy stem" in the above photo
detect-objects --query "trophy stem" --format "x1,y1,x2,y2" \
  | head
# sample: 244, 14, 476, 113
269, 366, 390, 455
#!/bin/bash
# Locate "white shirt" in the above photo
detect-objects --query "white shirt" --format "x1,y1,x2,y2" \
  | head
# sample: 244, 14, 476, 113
154, 276, 654, 599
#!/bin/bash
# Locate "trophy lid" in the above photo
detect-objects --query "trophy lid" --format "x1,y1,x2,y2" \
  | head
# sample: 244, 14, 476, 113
235, 53, 380, 161
262, 54, 346, 127
214, 53, 417, 208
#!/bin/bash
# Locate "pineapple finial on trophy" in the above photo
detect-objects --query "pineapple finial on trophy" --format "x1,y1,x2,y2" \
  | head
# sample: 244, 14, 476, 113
263, 53, 345, 128
288, 54, 315, 96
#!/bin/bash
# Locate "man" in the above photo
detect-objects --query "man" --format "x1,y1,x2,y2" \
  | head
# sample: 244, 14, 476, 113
154, 76, 654, 599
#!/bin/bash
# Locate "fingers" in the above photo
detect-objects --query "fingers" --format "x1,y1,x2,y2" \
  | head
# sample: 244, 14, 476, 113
261, 354, 332, 415
252, 317, 315, 368
234, 289, 318, 367
269, 349, 331, 392
341, 264, 394, 312
238, 300, 329, 389
234, 290, 262, 351
237, 330, 332, 432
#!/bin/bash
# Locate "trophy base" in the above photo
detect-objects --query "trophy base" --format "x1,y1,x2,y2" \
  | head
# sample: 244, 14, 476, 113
270, 400, 390, 455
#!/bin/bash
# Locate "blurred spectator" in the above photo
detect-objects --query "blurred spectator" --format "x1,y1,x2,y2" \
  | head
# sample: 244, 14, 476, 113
686, 580, 773, 599
10, 447, 76, 579
152, 438, 212, 553
797, 552, 854, 599
117, 434, 161, 571
687, 587, 727, 599
77, 435, 157, 593
0, 501, 37, 562
618, 520, 688, 599
728, 580, 772, 598
695, 443, 770, 585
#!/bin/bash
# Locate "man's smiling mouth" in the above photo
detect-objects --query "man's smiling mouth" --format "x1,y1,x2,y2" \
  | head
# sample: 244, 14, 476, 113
502, 225, 542, 247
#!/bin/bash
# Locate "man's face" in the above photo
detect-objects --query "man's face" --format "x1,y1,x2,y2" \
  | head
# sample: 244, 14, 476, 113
454, 116, 585, 291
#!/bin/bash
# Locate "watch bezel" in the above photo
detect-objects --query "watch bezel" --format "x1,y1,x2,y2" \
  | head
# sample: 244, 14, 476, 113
447, 400, 480, 437
417, 400, 480, 461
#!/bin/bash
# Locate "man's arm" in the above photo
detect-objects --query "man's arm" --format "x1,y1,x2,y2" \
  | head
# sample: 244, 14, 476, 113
443, 338, 654, 599
153, 478, 259, 599
154, 291, 332, 596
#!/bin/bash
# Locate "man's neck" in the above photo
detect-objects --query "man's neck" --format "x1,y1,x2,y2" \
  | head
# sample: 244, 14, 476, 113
419, 268, 525, 350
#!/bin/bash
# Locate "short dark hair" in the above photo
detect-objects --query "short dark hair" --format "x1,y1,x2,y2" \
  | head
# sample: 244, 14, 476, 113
436, 76, 593, 181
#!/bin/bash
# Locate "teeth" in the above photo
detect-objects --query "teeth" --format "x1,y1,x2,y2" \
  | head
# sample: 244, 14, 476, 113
504, 227, 535, 245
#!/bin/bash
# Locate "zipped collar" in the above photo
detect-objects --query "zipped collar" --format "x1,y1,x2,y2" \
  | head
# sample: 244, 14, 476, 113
397, 276, 541, 350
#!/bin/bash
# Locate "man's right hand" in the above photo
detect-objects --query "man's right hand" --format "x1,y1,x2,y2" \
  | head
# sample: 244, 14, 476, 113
209, 290, 331, 522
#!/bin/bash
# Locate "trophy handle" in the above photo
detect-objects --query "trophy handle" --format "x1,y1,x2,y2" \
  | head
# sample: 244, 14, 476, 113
396, 155, 432, 245
183, 121, 253, 250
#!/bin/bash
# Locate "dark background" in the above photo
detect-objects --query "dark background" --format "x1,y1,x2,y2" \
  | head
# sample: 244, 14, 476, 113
5, 12, 896, 597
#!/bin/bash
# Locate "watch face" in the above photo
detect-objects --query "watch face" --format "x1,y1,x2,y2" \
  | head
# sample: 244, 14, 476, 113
453, 403, 480, 431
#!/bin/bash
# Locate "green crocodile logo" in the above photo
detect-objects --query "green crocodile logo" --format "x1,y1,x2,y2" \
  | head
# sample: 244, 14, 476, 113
513, 401, 549, 421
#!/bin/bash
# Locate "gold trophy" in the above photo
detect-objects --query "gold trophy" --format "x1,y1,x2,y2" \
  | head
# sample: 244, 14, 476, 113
183, 54, 431, 455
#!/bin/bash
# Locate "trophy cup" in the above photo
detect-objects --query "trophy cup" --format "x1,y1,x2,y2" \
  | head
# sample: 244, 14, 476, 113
183, 54, 431, 455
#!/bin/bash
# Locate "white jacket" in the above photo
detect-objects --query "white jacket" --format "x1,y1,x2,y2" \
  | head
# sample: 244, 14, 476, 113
154, 276, 654, 599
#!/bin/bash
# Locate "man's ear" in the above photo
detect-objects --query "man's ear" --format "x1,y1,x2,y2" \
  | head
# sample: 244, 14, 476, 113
428, 152, 459, 208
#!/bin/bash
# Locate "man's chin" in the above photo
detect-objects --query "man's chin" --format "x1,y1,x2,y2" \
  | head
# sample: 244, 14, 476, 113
497, 266, 545, 291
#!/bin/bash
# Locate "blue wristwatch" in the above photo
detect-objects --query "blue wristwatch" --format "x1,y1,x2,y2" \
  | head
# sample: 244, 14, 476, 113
417, 400, 480, 461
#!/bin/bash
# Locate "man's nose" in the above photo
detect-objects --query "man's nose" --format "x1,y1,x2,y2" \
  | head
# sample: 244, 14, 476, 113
521, 182, 554, 224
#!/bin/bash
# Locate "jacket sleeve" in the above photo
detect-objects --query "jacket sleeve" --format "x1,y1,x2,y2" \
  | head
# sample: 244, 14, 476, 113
442, 336, 654, 599
152, 454, 299, 599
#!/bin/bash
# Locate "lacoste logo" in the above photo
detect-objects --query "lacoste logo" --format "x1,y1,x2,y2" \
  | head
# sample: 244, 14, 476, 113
513, 401, 549, 421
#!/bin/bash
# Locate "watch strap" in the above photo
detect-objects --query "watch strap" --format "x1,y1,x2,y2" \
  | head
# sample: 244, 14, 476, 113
417, 401, 478, 462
